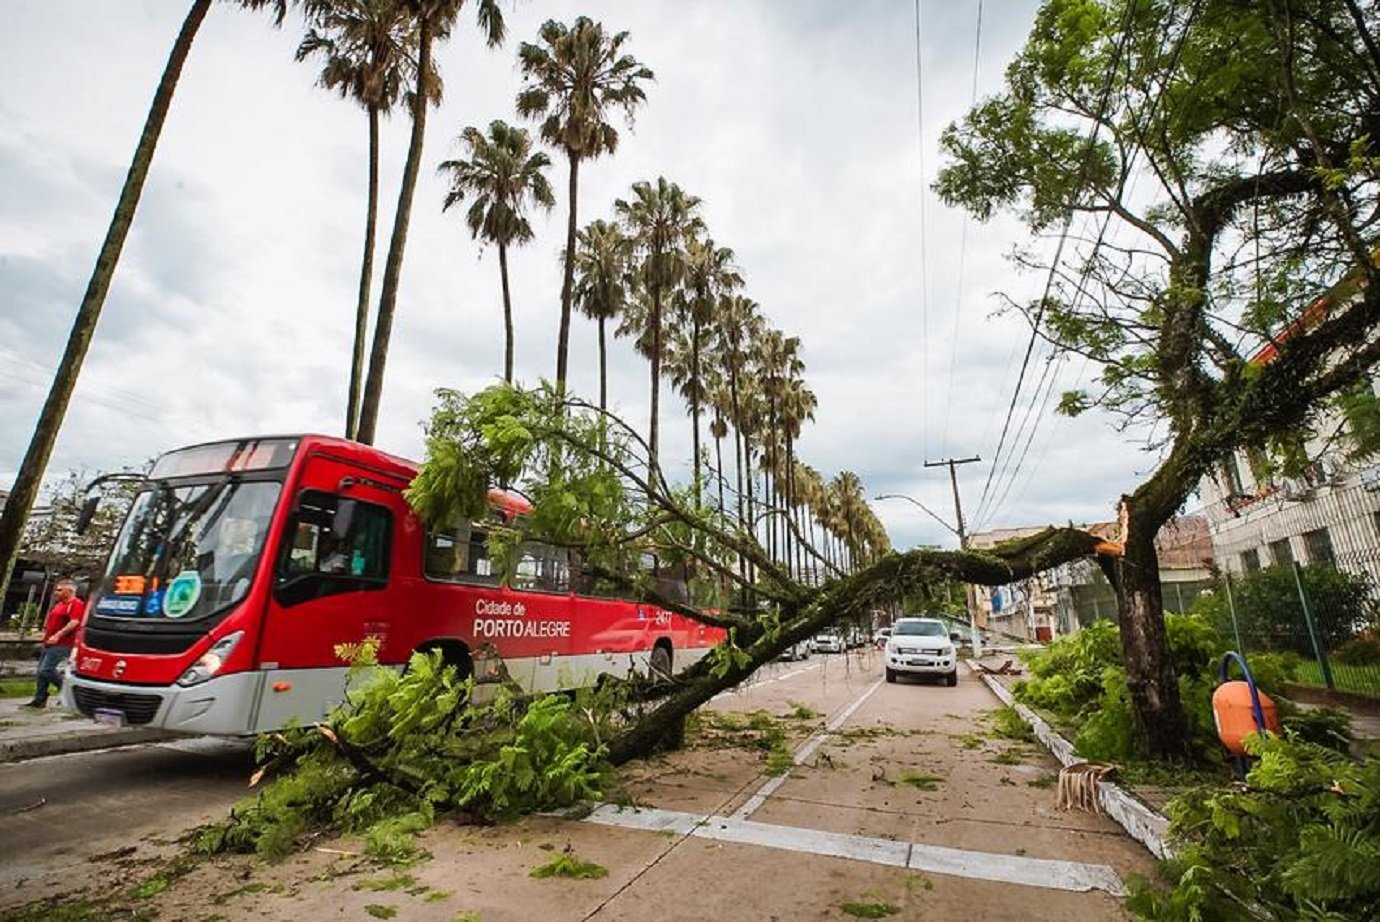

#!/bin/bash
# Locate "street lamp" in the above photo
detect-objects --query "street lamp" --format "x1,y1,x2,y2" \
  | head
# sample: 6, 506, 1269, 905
875, 492, 983, 657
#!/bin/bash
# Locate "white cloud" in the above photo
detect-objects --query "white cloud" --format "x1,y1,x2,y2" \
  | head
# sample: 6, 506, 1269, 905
0, 0, 1157, 553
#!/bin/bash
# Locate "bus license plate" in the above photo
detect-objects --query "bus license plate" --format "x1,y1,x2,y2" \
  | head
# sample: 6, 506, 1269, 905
92, 708, 126, 728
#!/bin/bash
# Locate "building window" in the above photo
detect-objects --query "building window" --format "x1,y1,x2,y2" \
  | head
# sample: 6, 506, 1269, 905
1241, 548, 1261, 572
1269, 538, 1294, 568
1302, 528, 1335, 567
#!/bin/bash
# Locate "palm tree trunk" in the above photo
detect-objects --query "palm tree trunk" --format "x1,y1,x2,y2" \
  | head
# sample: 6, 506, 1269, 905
346, 104, 380, 440
690, 317, 702, 505
356, 16, 433, 446
648, 285, 662, 482
597, 315, 608, 412
498, 241, 514, 383
0, 0, 210, 606
714, 431, 726, 517
555, 155, 580, 392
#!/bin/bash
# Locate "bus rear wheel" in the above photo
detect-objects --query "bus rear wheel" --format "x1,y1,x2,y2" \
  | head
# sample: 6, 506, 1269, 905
649, 644, 672, 681
414, 643, 472, 682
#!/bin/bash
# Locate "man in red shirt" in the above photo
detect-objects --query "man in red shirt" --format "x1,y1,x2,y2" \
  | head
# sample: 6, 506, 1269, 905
25, 578, 85, 709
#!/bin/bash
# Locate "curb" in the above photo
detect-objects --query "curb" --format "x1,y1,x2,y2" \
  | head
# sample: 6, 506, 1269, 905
967, 661, 1174, 860
0, 727, 180, 764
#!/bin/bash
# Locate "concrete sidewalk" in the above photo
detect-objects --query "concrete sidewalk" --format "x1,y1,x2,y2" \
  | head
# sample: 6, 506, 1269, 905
0, 684, 178, 764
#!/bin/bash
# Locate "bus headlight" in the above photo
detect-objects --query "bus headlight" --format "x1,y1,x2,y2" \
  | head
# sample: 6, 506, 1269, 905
177, 632, 243, 687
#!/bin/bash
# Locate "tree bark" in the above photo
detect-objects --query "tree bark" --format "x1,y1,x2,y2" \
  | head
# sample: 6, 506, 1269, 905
498, 241, 514, 383
356, 14, 432, 446
648, 283, 662, 484
690, 316, 702, 505
1115, 491, 1192, 760
346, 105, 380, 440
597, 316, 607, 412
554, 155, 579, 392
0, 0, 210, 606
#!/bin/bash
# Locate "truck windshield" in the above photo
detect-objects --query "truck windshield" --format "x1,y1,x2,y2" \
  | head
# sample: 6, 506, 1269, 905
94, 479, 282, 621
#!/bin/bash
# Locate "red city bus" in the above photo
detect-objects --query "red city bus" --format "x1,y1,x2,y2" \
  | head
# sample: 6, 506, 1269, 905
63, 435, 724, 735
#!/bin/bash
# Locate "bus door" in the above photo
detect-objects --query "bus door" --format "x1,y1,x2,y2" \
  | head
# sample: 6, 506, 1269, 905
253, 466, 403, 730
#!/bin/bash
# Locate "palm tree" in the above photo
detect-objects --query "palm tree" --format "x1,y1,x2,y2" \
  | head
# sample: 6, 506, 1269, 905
356, 0, 506, 445
297, 0, 418, 438
571, 219, 630, 411
516, 17, 653, 392
615, 177, 704, 477
296, 0, 419, 438
0, 0, 291, 607
438, 120, 553, 382
679, 236, 740, 500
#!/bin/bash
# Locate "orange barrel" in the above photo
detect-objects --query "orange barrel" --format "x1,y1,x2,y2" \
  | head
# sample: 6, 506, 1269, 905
1211, 681, 1281, 755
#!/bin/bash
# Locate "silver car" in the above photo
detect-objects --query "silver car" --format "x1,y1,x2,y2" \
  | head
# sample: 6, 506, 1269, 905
884, 617, 958, 685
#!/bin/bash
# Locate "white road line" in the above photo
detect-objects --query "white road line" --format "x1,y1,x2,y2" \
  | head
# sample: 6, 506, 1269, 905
583, 805, 1126, 896
710, 662, 822, 701
731, 677, 884, 820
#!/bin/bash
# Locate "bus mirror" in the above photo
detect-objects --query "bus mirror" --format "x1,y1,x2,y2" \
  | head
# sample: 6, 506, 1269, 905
332, 499, 357, 539
74, 495, 100, 534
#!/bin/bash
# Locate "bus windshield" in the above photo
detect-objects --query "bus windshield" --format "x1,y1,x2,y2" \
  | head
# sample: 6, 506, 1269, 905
93, 479, 282, 621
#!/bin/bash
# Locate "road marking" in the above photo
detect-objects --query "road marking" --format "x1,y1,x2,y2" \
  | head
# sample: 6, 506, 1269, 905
731, 677, 883, 820
582, 804, 1127, 895
710, 661, 822, 701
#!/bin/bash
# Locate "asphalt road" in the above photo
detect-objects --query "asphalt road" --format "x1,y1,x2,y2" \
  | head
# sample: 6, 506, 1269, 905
0, 735, 254, 906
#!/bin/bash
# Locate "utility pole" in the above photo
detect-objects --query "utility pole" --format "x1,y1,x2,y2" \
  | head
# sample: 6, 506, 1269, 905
924, 456, 982, 656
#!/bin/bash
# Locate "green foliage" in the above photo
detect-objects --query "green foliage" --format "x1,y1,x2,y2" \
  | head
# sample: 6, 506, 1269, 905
1189, 565, 1375, 656
840, 900, 900, 919
200, 651, 611, 862
988, 707, 1036, 743
1015, 613, 1327, 762
897, 771, 944, 791
363, 905, 397, 920
1129, 737, 1380, 920
529, 853, 609, 880
1335, 635, 1380, 667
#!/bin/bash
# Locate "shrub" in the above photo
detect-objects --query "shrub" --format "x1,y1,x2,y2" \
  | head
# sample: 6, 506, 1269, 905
1334, 635, 1380, 666
1190, 564, 1375, 656
1014, 613, 1318, 763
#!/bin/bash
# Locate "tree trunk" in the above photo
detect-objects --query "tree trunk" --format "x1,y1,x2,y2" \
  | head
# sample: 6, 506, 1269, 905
597, 316, 607, 412
608, 526, 1115, 764
713, 430, 725, 517
555, 155, 580, 392
346, 105, 380, 440
498, 241, 514, 383
356, 15, 433, 446
0, 0, 210, 606
1115, 496, 1193, 760
648, 284, 662, 483
690, 317, 702, 505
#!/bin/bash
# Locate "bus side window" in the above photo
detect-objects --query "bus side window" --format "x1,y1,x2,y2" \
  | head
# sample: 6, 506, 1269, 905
424, 521, 498, 585
513, 543, 570, 593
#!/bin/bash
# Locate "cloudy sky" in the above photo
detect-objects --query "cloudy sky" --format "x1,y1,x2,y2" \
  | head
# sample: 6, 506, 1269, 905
0, 0, 1168, 551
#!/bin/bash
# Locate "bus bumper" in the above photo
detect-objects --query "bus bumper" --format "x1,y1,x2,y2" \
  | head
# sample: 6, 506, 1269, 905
64, 672, 261, 736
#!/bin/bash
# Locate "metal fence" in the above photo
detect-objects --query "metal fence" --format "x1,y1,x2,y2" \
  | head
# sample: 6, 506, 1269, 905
1219, 552, 1380, 698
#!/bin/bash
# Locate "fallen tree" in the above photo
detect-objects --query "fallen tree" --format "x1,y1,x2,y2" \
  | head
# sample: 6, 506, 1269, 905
205, 383, 1117, 858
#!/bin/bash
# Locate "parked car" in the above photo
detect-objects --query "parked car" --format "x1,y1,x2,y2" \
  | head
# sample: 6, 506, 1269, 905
779, 639, 812, 662
884, 617, 958, 686
872, 627, 892, 648
811, 631, 846, 654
